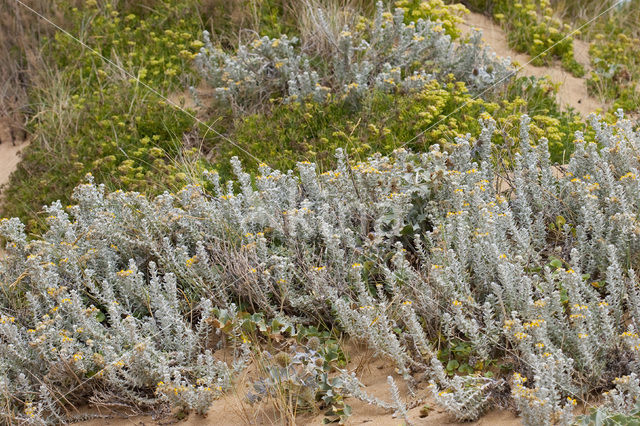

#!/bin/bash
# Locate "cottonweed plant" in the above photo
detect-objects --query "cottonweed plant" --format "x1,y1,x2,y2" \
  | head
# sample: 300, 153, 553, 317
195, 1, 513, 112
0, 207, 249, 423
248, 346, 328, 421
3, 111, 640, 423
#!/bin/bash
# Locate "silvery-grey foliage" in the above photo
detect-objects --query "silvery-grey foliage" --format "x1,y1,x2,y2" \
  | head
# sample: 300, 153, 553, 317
194, 2, 513, 111
3, 111, 640, 423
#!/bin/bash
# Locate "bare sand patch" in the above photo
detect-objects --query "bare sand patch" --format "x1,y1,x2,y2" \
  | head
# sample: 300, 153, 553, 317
0, 117, 28, 194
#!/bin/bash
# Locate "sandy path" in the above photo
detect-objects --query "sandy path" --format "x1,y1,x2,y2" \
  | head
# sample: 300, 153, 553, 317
0, 119, 28, 195
462, 12, 607, 116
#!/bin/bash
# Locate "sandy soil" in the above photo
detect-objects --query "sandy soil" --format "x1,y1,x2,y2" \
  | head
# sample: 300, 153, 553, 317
461, 12, 607, 117
0, 117, 28, 194
76, 343, 522, 425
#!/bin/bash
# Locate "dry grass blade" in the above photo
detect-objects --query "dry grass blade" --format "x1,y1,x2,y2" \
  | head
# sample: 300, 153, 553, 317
0, 0, 77, 141
295, 0, 366, 59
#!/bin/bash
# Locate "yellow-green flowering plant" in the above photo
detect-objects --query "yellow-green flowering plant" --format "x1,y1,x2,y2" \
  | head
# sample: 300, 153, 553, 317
588, 30, 640, 112
394, 0, 469, 39
490, 0, 584, 76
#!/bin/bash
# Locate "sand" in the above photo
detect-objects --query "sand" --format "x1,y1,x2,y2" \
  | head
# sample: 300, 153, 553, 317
0, 117, 28, 194
461, 12, 607, 117
75, 342, 522, 425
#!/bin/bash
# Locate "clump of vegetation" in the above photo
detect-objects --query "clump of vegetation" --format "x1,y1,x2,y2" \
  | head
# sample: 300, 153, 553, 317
587, 22, 640, 113
211, 75, 584, 177
1, 0, 202, 230
200, 0, 299, 46
394, 0, 469, 39
248, 345, 353, 423
466, 0, 584, 76
195, 1, 514, 113
578, 400, 640, 426
0, 0, 55, 143
495, 0, 584, 75
3, 113, 640, 424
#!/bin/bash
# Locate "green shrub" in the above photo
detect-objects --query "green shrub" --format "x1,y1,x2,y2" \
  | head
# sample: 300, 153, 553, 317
394, 0, 469, 39
588, 30, 640, 113
200, 0, 299, 47
207, 75, 584, 178
1, 0, 203, 230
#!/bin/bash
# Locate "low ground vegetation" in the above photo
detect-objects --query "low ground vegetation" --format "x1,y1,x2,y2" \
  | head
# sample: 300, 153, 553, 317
1, 0, 202, 230
463, 0, 584, 76
1, 0, 640, 425
218, 75, 584, 175
587, 19, 640, 113
462, 0, 640, 115
195, 2, 513, 112
3, 114, 640, 424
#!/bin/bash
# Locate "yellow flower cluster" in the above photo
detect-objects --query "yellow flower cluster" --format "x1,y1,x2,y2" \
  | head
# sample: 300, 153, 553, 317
351, 163, 383, 175
156, 381, 220, 396
512, 372, 547, 407
24, 402, 35, 418
514, 332, 529, 340
282, 207, 312, 216
0, 316, 15, 324
446, 210, 465, 217
620, 172, 637, 181
523, 319, 544, 329
395, 0, 468, 39
321, 171, 342, 179
117, 269, 134, 277
614, 376, 632, 385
